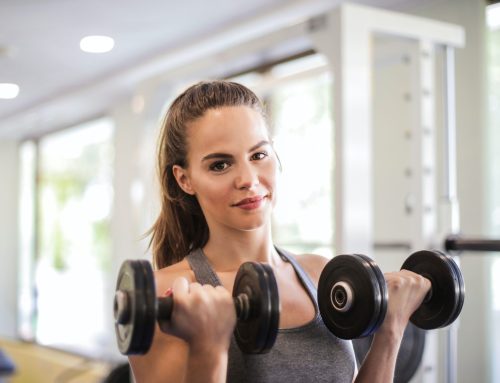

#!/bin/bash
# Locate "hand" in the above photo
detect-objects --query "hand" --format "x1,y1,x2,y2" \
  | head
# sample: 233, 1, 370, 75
379, 270, 432, 338
159, 277, 237, 352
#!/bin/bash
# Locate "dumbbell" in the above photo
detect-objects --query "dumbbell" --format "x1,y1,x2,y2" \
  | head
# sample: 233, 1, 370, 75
114, 260, 280, 355
318, 250, 465, 339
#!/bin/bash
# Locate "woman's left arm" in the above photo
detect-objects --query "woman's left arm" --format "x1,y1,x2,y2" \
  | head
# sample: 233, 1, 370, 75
354, 270, 431, 383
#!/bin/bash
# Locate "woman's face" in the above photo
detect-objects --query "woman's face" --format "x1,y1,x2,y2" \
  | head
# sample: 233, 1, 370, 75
173, 106, 279, 234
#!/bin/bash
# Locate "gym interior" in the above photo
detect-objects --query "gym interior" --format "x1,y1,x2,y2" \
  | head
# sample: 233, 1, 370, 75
0, 0, 499, 382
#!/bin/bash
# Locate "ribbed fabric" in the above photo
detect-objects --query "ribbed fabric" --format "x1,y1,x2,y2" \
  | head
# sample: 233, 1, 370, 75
186, 248, 356, 383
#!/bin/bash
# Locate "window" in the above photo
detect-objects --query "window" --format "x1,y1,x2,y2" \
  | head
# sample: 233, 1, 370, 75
19, 118, 114, 355
231, 54, 334, 258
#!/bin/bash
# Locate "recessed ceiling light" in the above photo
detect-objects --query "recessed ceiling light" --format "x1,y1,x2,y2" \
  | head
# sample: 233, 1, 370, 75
0, 83, 20, 99
80, 35, 115, 53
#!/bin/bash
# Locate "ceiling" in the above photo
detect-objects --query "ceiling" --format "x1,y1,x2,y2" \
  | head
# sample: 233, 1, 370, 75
0, 0, 415, 140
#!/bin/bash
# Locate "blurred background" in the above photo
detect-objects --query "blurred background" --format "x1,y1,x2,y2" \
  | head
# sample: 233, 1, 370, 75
0, 0, 499, 382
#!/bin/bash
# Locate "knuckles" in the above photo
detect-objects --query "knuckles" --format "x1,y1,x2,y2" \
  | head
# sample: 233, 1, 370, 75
385, 271, 431, 294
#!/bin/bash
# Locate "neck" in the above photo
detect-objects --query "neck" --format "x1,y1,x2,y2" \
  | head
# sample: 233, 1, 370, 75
202, 225, 281, 271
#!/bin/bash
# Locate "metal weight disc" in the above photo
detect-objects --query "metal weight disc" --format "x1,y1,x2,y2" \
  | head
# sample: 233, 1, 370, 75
233, 262, 280, 354
440, 251, 465, 327
352, 322, 426, 383
401, 250, 461, 330
114, 260, 157, 355
318, 254, 387, 339
364, 254, 388, 336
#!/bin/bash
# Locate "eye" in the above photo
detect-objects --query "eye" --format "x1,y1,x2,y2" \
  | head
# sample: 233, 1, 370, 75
251, 151, 268, 161
209, 160, 231, 172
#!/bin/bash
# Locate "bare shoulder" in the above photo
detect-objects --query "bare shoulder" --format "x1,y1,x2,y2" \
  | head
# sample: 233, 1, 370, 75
154, 258, 196, 295
294, 253, 331, 287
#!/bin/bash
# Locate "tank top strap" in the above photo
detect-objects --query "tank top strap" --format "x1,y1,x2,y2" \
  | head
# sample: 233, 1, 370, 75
186, 248, 222, 287
275, 247, 319, 306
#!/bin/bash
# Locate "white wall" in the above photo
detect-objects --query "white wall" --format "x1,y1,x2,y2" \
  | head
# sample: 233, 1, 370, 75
0, 140, 19, 338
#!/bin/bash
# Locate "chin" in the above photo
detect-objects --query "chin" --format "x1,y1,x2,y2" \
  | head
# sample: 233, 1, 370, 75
233, 216, 270, 232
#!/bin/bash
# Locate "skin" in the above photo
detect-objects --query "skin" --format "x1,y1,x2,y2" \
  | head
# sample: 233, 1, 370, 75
129, 106, 431, 383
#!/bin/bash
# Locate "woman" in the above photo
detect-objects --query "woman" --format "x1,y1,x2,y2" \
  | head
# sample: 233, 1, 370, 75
129, 81, 430, 383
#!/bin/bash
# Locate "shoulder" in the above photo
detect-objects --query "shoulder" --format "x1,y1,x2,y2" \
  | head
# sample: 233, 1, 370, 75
154, 258, 196, 295
293, 253, 331, 287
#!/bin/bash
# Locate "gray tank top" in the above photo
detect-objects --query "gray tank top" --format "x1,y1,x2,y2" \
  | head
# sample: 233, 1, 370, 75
186, 248, 356, 383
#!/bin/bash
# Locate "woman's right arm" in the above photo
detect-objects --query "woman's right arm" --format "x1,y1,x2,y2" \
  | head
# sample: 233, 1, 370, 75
129, 271, 236, 383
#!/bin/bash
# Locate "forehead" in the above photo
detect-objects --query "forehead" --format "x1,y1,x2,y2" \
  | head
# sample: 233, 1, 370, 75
186, 106, 268, 155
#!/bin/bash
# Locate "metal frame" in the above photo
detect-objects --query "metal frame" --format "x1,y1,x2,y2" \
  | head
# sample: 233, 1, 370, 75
308, 3, 464, 382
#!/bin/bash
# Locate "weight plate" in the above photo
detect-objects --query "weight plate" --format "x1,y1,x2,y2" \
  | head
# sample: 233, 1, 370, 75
318, 254, 387, 339
358, 253, 388, 338
441, 251, 465, 327
401, 250, 460, 330
114, 260, 157, 355
352, 322, 426, 383
233, 262, 280, 354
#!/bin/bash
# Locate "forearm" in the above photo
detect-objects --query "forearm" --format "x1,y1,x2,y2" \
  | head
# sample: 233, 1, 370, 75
185, 344, 229, 383
354, 330, 402, 383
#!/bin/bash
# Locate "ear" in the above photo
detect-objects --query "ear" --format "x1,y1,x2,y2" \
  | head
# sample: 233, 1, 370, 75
270, 142, 282, 172
172, 165, 195, 195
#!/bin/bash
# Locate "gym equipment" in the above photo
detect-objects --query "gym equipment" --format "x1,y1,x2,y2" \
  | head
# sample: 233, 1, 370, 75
0, 349, 15, 377
401, 250, 464, 330
445, 234, 500, 253
317, 254, 388, 339
318, 249, 464, 339
352, 322, 426, 383
114, 260, 280, 355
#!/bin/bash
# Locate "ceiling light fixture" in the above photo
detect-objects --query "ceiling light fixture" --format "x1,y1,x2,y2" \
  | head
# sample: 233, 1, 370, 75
80, 35, 115, 53
0, 83, 20, 99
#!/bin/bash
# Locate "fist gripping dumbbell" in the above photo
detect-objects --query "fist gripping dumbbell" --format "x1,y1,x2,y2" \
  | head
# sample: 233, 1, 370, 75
317, 250, 465, 339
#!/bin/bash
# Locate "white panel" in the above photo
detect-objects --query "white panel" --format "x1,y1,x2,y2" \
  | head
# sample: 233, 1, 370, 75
0, 140, 19, 337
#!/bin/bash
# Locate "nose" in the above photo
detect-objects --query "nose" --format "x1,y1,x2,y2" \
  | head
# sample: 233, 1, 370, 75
234, 162, 259, 190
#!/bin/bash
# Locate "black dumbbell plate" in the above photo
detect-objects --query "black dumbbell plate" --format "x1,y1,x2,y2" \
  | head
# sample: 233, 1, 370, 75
401, 250, 464, 330
318, 254, 387, 339
114, 260, 157, 355
233, 262, 280, 354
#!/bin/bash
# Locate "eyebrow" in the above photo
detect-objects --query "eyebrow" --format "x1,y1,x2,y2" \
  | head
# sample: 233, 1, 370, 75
201, 140, 270, 162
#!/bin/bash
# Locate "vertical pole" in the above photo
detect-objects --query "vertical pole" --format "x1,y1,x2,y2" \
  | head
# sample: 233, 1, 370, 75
443, 45, 459, 383
308, 6, 373, 256
444, 46, 461, 234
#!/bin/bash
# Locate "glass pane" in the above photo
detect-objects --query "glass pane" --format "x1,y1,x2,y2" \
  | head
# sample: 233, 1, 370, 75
35, 118, 114, 355
270, 72, 334, 258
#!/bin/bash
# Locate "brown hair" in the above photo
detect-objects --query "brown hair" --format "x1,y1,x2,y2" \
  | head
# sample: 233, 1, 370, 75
149, 81, 265, 269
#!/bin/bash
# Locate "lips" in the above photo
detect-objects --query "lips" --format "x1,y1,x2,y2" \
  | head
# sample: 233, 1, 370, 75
233, 196, 264, 207
233, 196, 266, 210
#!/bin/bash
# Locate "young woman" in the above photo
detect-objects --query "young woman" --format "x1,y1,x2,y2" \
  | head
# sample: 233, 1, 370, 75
129, 81, 431, 383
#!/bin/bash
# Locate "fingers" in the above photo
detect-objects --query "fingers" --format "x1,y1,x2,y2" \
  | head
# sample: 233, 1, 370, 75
386, 270, 432, 299
172, 276, 190, 296
161, 278, 235, 347
382, 270, 433, 333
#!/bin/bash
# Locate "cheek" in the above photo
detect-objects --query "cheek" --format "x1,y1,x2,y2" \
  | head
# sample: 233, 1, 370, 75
264, 158, 280, 187
192, 176, 232, 207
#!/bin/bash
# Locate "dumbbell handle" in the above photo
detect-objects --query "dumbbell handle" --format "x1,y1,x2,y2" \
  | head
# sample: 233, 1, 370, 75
156, 293, 251, 322
114, 291, 251, 326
